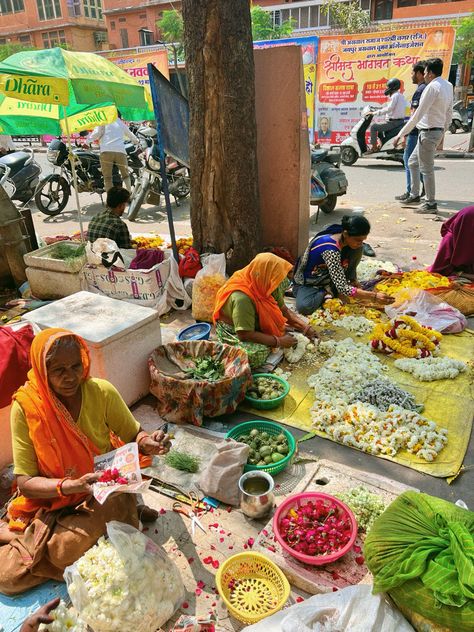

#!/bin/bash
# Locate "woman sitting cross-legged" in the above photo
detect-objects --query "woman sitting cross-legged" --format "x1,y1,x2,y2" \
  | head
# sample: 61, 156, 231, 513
0, 328, 171, 595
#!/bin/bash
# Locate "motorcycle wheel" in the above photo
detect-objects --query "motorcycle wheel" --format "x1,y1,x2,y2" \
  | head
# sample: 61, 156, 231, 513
449, 123, 457, 134
127, 175, 149, 221
174, 178, 190, 199
34, 175, 70, 216
341, 146, 358, 166
319, 194, 337, 214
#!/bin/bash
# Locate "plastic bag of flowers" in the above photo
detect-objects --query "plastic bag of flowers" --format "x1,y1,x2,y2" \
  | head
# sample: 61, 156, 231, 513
364, 491, 474, 632
64, 521, 185, 632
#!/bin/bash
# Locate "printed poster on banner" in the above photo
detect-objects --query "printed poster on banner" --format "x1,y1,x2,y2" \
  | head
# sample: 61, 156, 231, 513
101, 50, 169, 87
254, 36, 318, 141
315, 27, 455, 146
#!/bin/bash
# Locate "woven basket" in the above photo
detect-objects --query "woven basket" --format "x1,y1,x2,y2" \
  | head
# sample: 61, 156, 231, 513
427, 284, 474, 316
216, 552, 290, 624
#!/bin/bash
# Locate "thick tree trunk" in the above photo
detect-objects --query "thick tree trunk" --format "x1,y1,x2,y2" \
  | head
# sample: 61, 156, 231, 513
182, 0, 261, 272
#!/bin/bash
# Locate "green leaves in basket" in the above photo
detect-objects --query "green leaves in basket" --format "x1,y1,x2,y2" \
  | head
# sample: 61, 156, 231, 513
183, 356, 224, 382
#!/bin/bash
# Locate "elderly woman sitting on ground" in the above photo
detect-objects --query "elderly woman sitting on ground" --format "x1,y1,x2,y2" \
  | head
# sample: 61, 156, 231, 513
0, 328, 171, 595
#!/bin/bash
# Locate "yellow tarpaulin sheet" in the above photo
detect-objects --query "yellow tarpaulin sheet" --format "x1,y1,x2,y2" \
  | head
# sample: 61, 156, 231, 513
242, 330, 474, 480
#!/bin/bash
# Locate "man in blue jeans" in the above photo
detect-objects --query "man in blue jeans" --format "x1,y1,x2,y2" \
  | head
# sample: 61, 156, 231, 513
395, 62, 426, 201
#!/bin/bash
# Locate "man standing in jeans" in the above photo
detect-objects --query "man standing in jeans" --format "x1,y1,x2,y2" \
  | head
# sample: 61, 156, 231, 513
395, 62, 426, 202
89, 111, 139, 193
394, 58, 453, 213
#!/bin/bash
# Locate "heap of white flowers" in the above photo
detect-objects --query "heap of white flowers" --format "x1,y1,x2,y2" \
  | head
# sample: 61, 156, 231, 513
308, 338, 386, 406
284, 332, 310, 363
357, 258, 398, 283
68, 531, 183, 632
335, 315, 374, 336
308, 338, 448, 462
311, 401, 448, 462
38, 602, 86, 632
394, 356, 467, 381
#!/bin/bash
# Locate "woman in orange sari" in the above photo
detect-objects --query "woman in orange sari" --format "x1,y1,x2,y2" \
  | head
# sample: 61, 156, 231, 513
0, 328, 171, 595
213, 253, 317, 367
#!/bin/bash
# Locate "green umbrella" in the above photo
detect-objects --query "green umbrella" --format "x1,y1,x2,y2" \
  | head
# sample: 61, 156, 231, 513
0, 48, 154, 238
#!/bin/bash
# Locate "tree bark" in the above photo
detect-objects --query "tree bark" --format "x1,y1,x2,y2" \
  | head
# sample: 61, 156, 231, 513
182, 0, 261, 272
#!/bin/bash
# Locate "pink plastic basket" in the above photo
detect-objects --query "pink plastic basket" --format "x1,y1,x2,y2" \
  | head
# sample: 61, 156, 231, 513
273, 492, 357, 566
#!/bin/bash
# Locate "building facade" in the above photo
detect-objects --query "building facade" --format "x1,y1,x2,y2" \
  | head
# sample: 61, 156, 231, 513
101, 0, 474, 51
0, 0, 107, 51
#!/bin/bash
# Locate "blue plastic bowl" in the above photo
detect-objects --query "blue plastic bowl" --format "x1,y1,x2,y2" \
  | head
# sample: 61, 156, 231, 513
177, 322, 211, 341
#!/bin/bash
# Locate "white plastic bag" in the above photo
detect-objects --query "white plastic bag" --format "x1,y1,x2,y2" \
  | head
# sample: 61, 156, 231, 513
86, 238, 129, 270
192, 253, 227, 322
385, 289, 467, 334
64, 521, 185, 632
243, 585, 415, 632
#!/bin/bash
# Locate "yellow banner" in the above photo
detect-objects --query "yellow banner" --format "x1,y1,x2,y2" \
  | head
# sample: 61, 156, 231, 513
0, 75, 69, 105
62, 104, 117, 134
316, 27, 455, 145
100, 50, 170, 87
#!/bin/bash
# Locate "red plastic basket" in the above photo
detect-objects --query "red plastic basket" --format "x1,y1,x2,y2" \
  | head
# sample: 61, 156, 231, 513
273, 492, 357, 566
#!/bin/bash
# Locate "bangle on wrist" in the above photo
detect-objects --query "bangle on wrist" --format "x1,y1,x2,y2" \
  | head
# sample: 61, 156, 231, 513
272, 335, 279, 347
56, 476, 70, 498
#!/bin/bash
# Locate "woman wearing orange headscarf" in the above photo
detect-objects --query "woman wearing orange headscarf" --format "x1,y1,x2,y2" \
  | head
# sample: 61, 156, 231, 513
0, 328, 171, 595
213, 253, 317, 367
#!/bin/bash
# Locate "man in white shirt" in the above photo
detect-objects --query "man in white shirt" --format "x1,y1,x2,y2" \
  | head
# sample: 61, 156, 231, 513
89, 111, 139, 193
367, 78, 407, 153
394, 58, 453, 213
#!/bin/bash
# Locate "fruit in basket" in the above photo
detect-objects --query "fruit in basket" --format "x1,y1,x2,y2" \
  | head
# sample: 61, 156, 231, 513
247, 376, 285, 400
238, 428, 289, 466
278, 498, 353, 557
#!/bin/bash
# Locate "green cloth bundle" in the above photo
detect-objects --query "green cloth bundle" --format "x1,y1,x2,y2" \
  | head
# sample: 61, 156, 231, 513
364, 491, 474, 631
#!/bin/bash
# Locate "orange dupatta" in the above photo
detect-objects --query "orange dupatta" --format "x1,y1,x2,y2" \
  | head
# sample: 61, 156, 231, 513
8, 328, 101, 532
213, 253, 292, 337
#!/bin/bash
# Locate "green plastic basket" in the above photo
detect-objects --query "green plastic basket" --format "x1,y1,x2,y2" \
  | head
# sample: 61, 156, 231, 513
226, 420, 296, 475
244, 373, 290, 410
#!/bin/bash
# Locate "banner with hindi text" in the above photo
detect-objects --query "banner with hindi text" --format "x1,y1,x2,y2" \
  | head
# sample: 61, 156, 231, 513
101, 50, 169, 88
315, 27, 455, 145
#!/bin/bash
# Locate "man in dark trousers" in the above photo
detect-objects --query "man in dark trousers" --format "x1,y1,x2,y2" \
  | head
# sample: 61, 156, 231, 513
87, 186, 132, 249
395, 61, 427, 202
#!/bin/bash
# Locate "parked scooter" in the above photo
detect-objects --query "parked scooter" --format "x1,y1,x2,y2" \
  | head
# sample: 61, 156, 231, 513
340, 106, 405, 166
449, 100, 470, 134
35, 138, 142, 216
0, 148, 41, 204
310, 147, 347, 213
127, 125, 190, 221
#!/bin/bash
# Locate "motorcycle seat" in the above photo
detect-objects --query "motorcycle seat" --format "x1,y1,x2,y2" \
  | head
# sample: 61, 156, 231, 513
0, 151, 31, 171
311, 149, 329, 163
74, 150, 99, 161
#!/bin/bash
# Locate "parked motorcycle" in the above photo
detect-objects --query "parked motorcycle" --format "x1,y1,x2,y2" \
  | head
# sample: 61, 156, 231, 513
0, 148, 41, 204
340, 106, 405, 166
449, 100, 470, 134
127, 126, 190, 221
34, 138, 142, 216
310, 147, 347, 213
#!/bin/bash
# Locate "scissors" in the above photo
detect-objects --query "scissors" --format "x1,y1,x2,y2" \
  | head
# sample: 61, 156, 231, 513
172, 491, 207, 538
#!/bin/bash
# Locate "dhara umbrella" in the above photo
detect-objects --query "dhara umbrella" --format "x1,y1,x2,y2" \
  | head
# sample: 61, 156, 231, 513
0, 48, 153, 239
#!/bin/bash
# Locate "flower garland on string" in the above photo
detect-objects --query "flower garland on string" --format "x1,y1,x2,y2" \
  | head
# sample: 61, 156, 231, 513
371, 315, 442, 358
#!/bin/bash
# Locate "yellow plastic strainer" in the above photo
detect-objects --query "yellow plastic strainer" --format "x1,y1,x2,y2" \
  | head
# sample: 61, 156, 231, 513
215, 552, 290, 624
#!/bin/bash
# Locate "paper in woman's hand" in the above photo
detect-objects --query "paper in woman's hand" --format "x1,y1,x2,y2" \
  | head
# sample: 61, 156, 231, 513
93, 443, 150, 504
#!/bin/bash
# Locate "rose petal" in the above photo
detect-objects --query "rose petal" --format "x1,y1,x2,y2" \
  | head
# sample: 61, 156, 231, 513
182, 602, 189, 609
197, 580, 205, 589
195, 588, 202, 596
296, 596, 304, 603
203, 556, 213, 564
188, 557, 195, 564
355, 555, 365, 565
212, 560, 220, 569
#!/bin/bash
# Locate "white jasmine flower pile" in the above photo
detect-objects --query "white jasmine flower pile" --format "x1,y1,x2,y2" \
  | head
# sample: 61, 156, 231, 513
335, 486, 386, 532
335, 315, 374, 336
38, 601, 86, 632
357, 258, 397, 283
67, 526, 184, 632
311, 401, 447, 461
394, 356, 467, 381
308, 338, 448, 462
284, 332, 310, 363
274, 367, 292, 381
308, 338, 385, 406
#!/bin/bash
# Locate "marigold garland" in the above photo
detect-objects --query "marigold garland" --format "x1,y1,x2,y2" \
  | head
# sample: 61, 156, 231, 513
371, 316, 442, 358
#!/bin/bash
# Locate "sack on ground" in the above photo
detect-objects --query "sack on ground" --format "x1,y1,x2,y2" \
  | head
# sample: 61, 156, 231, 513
199, 440, 249, 506
364, 491, 474, 632
192, 253, 226, 322
385, 289, 467, 333
83, 249, 191, 315
242, 585, 415, 632
65, 521, 185, 632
